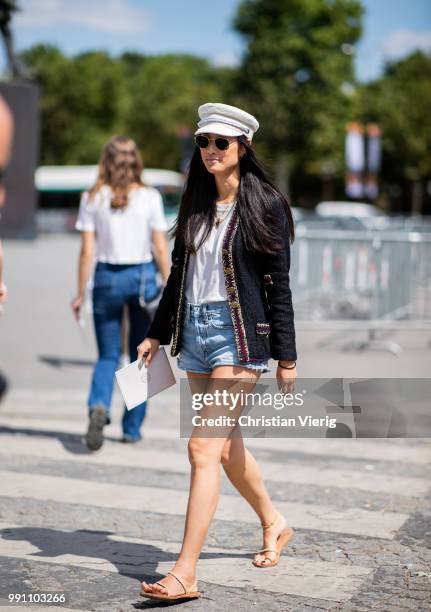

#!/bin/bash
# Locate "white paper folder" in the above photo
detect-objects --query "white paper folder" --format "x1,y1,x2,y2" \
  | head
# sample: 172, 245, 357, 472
115, 346, 176, 410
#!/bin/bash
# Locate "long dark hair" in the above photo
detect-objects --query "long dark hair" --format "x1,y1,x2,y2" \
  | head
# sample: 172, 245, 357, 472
170, 135, 295, 255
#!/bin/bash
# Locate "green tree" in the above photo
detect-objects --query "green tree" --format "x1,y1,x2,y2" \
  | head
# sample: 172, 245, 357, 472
231, 0, 363, 200
20, 46, 228, 170
362, 51, 431, 213
122, 54, 225, 169
20, 45, 127, 164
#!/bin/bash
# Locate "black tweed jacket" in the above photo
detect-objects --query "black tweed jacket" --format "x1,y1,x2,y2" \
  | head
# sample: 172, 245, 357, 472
146, 198, 297, 364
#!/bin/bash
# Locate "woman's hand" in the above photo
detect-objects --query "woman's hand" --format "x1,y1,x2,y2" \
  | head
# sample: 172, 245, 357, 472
276, 362, 297, 394
71, 294, 84, 321
137, 337, 160, 367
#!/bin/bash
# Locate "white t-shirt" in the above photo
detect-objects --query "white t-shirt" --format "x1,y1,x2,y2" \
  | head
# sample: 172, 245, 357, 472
185, 202, 236, 304
75, 184, 168, 264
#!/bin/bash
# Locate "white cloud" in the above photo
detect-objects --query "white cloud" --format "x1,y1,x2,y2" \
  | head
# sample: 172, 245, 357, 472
15, 0, 150, 34
380, 30, 431, 61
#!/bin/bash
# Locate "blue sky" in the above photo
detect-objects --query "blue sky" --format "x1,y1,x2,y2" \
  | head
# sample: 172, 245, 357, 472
6, 0, 431, 82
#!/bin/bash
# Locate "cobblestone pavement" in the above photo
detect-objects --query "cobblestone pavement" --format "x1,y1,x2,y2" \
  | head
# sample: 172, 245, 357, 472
0, 235, 430, 611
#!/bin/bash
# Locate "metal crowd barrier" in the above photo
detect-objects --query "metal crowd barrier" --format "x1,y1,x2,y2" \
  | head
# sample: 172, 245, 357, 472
291, 227, 431, 354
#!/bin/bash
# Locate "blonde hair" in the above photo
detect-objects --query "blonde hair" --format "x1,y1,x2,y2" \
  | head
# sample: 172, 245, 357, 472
89, 136, 144, 208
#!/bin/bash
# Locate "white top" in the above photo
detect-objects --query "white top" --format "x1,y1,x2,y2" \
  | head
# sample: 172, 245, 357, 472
75, 184, 168, 264
185, 202, 236, 304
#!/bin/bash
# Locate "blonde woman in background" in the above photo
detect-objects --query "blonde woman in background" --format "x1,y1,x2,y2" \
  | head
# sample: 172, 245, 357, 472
72, 136, 170, 450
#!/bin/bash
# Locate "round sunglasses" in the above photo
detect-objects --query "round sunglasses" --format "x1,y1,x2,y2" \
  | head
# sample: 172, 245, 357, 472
194, 134, 236, 151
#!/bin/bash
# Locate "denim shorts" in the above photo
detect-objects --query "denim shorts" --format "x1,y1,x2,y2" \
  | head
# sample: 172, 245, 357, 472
177, 299, 270, 374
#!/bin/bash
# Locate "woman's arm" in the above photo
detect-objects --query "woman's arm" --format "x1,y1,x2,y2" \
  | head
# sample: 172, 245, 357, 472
260, 199, 297, 363
151, 229, 170, 283
71, 231, 95, 319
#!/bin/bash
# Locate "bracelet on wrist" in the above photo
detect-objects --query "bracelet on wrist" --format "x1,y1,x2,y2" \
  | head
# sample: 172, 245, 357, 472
278, 360, 296, 370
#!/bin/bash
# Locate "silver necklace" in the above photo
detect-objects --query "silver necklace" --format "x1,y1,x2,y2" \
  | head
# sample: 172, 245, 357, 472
214, 201, 235, 228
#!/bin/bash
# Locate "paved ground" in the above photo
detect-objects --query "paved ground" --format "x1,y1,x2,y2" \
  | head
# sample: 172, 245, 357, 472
0, 234, 430, 611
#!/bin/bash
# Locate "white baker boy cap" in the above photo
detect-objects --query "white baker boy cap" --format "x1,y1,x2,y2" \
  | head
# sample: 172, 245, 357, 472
195, 102, 259, 141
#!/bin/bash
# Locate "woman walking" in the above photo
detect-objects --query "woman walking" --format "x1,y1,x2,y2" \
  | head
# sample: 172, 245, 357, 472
137, 103, 297, 601
72, 136, 170, 450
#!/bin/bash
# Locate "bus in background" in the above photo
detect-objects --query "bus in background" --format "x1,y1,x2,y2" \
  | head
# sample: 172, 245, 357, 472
35, 165, 184, 232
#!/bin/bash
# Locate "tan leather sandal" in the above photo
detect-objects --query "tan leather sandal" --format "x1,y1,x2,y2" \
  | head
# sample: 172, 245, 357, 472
252, 512, 295, 568
139, 570, 201, 601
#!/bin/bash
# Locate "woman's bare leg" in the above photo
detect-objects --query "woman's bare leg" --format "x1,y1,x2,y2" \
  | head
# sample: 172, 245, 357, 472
142, 365, 261, 596
220, 435, 290, 566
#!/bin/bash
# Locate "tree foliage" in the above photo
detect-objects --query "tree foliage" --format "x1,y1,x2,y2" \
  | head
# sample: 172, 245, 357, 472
122, 54, 222, 169
362, 51, 431, 182
20, 45, 226, 168
18, 5, 431, 213
231, 0, 363, 179
21, 45, 127, 164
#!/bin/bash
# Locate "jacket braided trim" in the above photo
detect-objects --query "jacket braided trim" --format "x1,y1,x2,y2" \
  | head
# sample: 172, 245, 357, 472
170, 248, 190, 356
221, 206, 250, 362
256, 322, 271, 335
